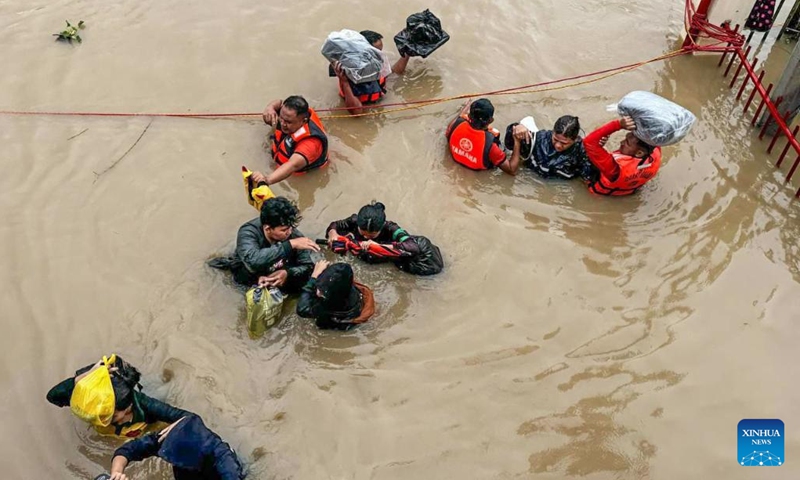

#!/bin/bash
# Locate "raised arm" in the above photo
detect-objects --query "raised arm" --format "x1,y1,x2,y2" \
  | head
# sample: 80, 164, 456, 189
334, 62, 364, 115
262, 99, 283, 126
392, 54, 410, 75
584, 119, 623, 181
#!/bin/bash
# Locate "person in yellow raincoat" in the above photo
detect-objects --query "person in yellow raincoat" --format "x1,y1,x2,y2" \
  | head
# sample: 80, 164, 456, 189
46, 355, 191, 439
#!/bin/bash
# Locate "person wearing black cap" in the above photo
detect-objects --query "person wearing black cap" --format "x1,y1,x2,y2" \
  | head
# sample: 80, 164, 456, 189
445, 99, 519, 174
109, 415, 245, 480
296, 260, 375, 330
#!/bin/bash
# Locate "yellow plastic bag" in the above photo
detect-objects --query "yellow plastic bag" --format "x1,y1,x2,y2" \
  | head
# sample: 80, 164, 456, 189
246, 287, 285, 339
70, 354, 117, 427
242, 166, 275, 212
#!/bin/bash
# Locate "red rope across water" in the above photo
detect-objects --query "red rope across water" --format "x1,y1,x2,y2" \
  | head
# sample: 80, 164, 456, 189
0, 0, 744, 121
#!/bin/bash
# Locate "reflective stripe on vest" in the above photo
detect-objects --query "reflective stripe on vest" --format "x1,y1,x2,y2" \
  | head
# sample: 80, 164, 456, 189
589, 149, 662, 196
271, 108, 329, 172
446, 117, 501, 170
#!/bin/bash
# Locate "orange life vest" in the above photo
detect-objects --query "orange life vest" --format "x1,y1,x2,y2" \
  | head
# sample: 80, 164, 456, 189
446, 116, 502, 170
589, 149, 662, 196
338, 77, 387, 103
271, 108, 329, 172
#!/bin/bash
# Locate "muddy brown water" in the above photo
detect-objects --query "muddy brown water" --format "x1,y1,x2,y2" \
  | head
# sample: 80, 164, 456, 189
1, 0, 800, 478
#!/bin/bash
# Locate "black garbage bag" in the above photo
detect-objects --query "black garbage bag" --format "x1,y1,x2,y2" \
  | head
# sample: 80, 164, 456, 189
394, 9, 450, 58
395, 235, 444, 276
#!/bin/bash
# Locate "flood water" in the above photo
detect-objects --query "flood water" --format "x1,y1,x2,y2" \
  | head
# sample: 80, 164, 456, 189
2, 0, 800, 478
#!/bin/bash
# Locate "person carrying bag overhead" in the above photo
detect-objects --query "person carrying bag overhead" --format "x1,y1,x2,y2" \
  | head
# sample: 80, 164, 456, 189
47, 354, 190, 439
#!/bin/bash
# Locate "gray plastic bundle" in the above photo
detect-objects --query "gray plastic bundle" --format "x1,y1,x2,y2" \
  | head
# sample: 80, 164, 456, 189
612, 91, 697, 146
321, 29, 384, 84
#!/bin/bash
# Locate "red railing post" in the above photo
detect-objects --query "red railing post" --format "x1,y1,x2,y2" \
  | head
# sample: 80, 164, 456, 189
751, 83, 773, 126
736, 58, 758, 99
743, 71, 765, 113
760, 97, 783, 139
684, 0, 718, 48
718, 24, 741, 66
786, 154, 800, 182
767, 111, 792, 153
777, 126, 799, 167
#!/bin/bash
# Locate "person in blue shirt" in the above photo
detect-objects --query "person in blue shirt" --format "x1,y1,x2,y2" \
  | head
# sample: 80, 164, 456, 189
109, 415, 245, 480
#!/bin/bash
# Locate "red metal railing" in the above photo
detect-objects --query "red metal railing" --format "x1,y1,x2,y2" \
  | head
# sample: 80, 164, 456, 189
686, 0, 800, 197
721, 37, 800, 197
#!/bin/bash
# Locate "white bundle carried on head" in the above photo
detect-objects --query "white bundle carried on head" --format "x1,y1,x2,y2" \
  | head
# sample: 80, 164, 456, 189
607, 91, 697, 146
321, 29, 385, 84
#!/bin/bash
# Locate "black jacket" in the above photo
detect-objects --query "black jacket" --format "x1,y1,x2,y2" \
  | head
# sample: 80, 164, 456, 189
504, 125, 591, 180
114, 415, 245, 480
232, 218, 314, 289
47, 364, 190, 436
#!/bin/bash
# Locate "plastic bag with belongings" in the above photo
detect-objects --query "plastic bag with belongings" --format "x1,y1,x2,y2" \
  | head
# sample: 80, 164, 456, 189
246, 287, 285, 339
70, 354, 117, 427
241, 166, 274, 212
394, 9, 450, 58
321, 29, 384, 84
608, 91, 696, 146
395, 235, 444, 276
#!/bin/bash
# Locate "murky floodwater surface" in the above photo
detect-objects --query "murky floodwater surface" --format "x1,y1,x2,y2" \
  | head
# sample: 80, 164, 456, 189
1, 0, 799, 479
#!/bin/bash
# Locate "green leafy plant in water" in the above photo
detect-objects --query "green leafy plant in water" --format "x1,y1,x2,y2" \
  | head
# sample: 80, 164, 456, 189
53, 20, 85, 43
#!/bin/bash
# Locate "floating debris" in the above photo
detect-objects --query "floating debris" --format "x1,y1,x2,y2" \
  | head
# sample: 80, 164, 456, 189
53, 20, 85, 43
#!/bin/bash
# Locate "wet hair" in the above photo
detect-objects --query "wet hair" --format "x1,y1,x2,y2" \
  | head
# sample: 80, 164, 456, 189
553, 115, 581, 140
360, 30, 383, 46
317, 262, 355, 304
260, 197, 301, 229
282, 95, 310, 119
357, 201, 386, 232
109, 356, 141, 411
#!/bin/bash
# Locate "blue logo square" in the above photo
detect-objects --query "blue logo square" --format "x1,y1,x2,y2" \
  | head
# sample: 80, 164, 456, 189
738, 419, 784, 466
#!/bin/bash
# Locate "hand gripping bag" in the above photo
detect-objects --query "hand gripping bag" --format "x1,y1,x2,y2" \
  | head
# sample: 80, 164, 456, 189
611, 91, 696, 146
394, 9, 450, 58
321, 29, 384, 84
70, 354, 117, 427
241, 166, 275, 212
246, 287, 285, 339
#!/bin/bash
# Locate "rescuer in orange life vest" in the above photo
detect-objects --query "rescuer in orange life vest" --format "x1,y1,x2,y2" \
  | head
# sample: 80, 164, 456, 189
333, 30, 411, 116
445, 98, 520, 175
248, 95, 329, 187
582, 115, 662, 196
